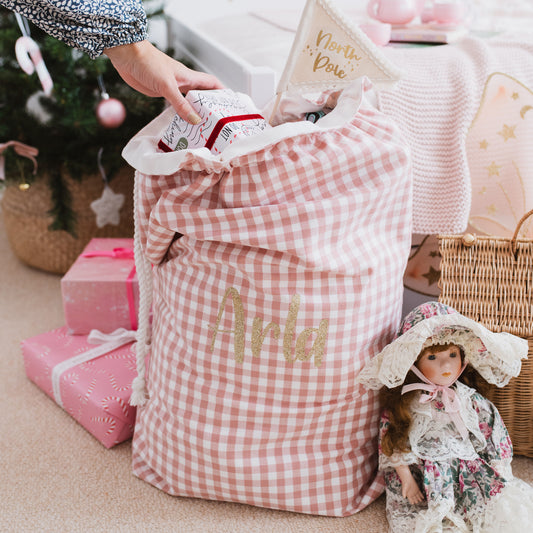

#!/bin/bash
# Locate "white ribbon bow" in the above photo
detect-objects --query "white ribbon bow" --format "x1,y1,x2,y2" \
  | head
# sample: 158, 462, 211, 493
51, 328, 137, 407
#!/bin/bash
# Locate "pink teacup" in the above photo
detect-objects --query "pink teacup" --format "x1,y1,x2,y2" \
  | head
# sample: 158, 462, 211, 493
432, 1, 467, 24
359, 21, 392, 46
367, 0, 426, 25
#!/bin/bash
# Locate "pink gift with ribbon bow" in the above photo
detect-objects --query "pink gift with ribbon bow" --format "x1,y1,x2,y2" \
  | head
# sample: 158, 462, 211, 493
61, 238, 138, 335
21, 326, 137, 448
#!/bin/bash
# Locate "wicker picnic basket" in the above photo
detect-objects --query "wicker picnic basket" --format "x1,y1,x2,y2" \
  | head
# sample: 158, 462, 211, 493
438, 209, 533, 457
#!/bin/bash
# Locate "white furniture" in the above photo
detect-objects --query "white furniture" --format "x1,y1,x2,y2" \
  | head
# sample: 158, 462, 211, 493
164, 0, 363, 107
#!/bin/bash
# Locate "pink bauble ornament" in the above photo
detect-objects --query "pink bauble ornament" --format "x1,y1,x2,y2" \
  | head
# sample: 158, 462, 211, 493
96, 96, 126, 128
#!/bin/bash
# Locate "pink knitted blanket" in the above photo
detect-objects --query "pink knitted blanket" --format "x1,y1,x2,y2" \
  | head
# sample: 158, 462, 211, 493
378, 34, 533, 234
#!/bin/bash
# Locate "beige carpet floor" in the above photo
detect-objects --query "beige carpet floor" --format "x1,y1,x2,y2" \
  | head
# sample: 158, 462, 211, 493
1, 213, 532, 533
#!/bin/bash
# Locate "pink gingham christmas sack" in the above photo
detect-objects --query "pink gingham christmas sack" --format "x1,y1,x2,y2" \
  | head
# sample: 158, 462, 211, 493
122, 79, 412, 516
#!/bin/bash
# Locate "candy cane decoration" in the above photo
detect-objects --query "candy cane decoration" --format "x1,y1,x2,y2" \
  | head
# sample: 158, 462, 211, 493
15, 36, 53, 96
91, 416, 117, 436
101, 396, 131, 418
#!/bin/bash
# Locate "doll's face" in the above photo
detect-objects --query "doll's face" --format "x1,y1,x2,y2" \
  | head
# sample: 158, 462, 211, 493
416, 344, 463, 386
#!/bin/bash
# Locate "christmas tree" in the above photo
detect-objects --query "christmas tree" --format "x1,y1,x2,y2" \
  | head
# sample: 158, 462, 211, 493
0, 6, 166, 236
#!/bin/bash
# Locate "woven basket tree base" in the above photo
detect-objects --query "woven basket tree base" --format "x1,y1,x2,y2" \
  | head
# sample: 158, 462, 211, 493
1, 168, 134, 275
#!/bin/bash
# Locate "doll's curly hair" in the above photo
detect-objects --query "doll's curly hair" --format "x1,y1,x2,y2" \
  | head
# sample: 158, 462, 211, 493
379, 343, 490, 457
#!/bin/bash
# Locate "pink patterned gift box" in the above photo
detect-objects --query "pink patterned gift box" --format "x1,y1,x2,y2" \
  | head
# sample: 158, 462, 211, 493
21, 326, 137, 448
61, 238, 138, 335
158, 89, 270, 154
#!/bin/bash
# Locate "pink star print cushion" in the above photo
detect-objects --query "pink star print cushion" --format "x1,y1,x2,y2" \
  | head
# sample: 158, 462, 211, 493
122, 79, 413, 516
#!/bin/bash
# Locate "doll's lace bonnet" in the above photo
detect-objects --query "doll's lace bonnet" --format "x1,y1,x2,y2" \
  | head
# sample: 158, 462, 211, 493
357, 302, 528, 390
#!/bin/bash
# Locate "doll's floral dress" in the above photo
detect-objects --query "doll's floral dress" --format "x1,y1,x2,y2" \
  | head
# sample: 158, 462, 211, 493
379, 381, 533, 532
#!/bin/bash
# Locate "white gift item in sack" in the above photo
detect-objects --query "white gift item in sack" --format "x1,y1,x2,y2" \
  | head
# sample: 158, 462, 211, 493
123, 78, 413, 517
158, 89, 270, 154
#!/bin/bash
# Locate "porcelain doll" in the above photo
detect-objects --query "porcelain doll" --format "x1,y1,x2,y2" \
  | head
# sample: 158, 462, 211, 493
357, 301, 533, 532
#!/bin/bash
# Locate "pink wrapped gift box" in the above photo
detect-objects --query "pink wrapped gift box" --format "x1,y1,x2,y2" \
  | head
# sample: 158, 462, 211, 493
21, 326, 137, 448
61, 238, 138, 335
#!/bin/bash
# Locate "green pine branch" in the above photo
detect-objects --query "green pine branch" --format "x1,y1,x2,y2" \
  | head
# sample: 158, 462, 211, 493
0, 6, 167, 233
46, 169, 77, 236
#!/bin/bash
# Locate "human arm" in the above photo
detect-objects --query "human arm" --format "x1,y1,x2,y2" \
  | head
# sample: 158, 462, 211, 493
103, 40, 223, 124
0, 0, 224, 121
0, 0, 147, 58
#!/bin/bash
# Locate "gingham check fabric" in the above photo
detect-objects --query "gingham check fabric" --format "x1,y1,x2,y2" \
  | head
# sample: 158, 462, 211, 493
127, 84, 413, 516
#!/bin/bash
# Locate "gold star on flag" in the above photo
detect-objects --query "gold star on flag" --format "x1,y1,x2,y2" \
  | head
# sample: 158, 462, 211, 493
497, 124, 516, 141
487, 204, 497, 215
512, 92, 519, 100
486, 162, 501, 177
479, 139, 488, 150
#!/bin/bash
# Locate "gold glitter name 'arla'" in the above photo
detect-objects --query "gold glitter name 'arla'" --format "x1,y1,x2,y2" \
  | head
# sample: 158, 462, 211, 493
209, 287, 329, 367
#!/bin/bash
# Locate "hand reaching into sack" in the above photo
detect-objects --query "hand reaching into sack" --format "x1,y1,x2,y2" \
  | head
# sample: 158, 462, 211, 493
104, 40, 224, 124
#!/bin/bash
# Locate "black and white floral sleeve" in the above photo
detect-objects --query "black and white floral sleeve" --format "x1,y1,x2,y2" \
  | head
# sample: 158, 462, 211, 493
0, 0, 147, 58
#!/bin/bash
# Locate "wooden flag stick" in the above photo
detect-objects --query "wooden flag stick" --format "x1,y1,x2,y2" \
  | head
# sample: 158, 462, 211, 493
268, 92, 283, 125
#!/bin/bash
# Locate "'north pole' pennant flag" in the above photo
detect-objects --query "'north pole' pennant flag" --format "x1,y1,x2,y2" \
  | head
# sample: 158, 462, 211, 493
276, 0, 402, 97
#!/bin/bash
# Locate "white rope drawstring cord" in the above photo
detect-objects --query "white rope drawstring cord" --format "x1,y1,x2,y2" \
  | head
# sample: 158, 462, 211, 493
130, 170, 153, 407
